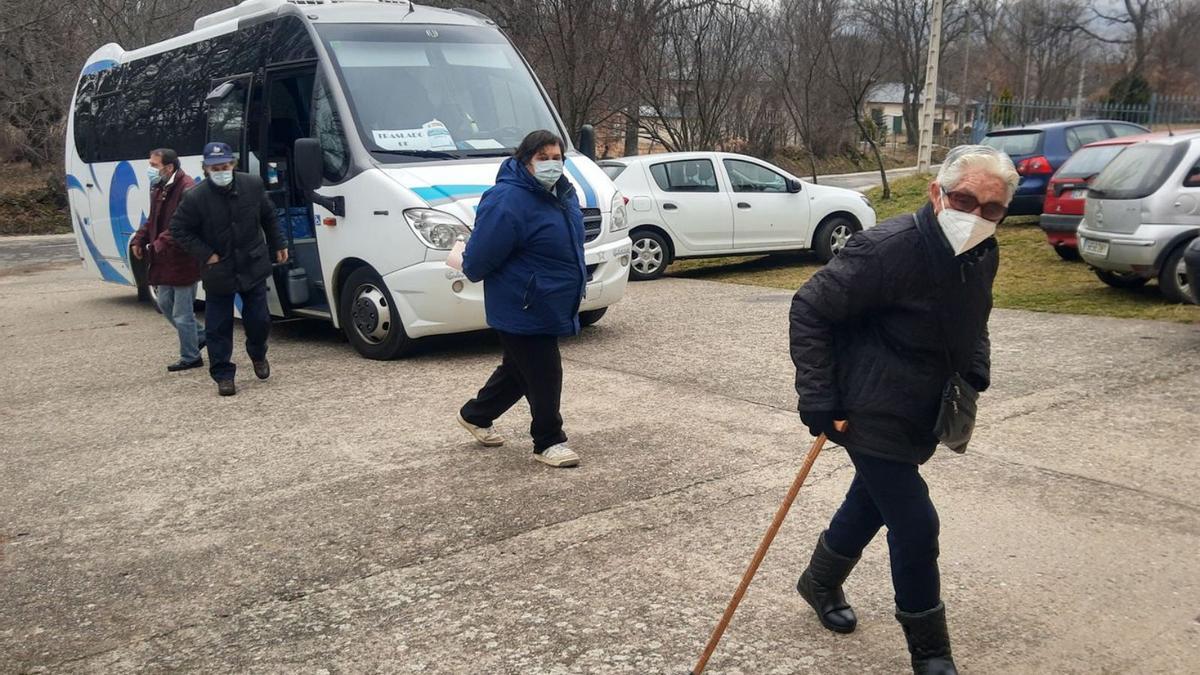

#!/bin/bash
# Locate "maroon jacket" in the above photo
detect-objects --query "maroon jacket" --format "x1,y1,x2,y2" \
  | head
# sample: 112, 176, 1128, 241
130, 170, 201, 286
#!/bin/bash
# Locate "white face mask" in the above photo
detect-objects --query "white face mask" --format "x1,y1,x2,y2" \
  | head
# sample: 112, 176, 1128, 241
937, 192, 997, 255
533, 159, 563, 189
209, 170, 234, 187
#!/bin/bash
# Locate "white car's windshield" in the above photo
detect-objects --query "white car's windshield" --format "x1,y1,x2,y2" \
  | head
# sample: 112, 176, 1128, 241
318, 24, 562, 161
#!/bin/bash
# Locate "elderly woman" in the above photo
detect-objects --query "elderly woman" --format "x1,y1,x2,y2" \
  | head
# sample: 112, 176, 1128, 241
455, 130, 586, 468
788, 145, 1018, 674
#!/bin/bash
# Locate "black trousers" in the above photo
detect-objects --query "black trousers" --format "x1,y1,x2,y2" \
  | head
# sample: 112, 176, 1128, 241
823, 449, 941, 614
460, 331, 567, 453
204, 281, 271, 382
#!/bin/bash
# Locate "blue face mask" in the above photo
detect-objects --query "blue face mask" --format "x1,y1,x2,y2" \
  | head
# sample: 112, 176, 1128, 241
209, 170, 234, 187
148, 167, 163, 186
533, 160, 563, 189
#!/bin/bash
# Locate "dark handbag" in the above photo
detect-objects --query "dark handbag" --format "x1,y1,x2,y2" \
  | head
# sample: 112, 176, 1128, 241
933, 371, 978, 453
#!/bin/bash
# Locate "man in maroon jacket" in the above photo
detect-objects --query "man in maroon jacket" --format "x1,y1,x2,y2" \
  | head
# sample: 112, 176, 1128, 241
130, 148, 204, 371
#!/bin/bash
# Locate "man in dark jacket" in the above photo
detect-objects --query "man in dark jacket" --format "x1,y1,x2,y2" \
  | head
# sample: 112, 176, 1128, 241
788, 146, 1017, 675
456, 130, 587, 468
130, 148, 203, 371
170, 142, 286, 396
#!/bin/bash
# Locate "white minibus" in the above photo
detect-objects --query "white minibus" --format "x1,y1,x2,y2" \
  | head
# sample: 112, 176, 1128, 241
66, 0, 631, 358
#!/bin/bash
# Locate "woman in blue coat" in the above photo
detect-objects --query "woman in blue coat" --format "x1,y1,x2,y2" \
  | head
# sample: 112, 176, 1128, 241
456, 130, 587, 468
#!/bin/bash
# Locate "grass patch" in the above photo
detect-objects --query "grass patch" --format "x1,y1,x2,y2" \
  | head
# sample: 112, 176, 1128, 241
671, 174, 1200, 324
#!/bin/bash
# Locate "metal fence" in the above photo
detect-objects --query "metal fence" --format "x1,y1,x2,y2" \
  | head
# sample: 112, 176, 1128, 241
969, 95, 1200, 143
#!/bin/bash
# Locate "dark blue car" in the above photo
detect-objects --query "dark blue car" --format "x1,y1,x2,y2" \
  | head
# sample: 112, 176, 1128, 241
981, 120, 1148, 216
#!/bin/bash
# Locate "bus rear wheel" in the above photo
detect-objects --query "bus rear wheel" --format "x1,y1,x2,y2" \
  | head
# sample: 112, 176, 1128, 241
338, 266, 414, 360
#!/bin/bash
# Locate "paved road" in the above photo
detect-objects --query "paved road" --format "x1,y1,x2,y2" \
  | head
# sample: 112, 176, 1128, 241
2, 263, 1197, 673
820, 165, 938, 192
0, 234, 79, 272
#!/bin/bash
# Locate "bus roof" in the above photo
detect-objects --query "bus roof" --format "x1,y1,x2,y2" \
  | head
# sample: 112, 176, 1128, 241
90, 0, 493, 67
195, 0, 489, 31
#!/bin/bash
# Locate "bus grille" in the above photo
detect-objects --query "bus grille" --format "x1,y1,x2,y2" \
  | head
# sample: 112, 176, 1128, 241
582, 208, 602, 243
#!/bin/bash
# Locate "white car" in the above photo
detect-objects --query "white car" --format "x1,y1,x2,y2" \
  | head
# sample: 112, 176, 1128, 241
600, 152, 877, 280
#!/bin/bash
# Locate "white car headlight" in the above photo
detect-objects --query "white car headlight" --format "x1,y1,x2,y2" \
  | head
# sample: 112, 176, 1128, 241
610, 192, 629, 231
860, 195, 872, 208
403, 209, 471, 250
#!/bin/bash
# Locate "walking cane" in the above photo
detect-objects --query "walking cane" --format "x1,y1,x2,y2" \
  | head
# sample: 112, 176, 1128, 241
688, 421, 847, 675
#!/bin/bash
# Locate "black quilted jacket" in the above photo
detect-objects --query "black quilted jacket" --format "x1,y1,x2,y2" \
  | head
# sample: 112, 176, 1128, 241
789, 202, 996, 464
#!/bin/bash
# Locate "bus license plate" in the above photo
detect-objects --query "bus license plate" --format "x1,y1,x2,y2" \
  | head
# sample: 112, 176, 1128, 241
1082, 239, 1109, 257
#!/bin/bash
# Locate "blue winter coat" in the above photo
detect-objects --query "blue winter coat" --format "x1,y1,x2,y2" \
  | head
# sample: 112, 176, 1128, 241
462, 157, 587, 337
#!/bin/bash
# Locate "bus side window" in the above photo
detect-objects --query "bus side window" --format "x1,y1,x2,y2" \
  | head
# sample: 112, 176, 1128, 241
312, 73, 349, 182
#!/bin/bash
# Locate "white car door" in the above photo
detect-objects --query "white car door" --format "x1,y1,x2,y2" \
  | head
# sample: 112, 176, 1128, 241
722, 158, 810, 250
646, 158, 733, 252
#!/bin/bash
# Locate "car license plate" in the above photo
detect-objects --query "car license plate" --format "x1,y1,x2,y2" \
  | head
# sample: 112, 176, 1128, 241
1070, 189, 1088, 199
1082, 239, 1109, 257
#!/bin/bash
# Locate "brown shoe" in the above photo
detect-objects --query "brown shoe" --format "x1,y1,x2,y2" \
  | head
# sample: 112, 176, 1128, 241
217, 379, 237, 396
252, 359, 270, 380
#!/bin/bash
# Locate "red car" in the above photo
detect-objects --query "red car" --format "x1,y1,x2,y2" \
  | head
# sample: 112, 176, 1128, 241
1040, 131, 1191, 260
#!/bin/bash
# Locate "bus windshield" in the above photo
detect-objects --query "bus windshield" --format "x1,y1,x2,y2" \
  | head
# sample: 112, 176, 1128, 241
318, 24, 563, 162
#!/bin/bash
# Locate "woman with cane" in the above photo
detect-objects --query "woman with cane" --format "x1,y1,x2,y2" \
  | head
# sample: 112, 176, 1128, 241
788, 146, 1017, 674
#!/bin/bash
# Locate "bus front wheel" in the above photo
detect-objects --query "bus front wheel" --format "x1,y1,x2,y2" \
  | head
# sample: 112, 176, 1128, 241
338, 266, 414, 360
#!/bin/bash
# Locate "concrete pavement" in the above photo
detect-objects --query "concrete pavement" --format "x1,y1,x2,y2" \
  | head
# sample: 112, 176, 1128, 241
1, 261, 1198, 673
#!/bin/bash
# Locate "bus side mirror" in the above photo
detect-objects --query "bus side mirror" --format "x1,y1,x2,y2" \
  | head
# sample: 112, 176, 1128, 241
294, 138, 324, 192
294, 138, 345, 217
578, 124, 596, 160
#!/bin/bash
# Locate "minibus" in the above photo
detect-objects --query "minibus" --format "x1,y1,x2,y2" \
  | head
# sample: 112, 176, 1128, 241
66, 0, 632, 358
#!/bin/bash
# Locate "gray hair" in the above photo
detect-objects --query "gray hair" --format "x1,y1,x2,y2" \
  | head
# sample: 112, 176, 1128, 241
936, 145, 1020, 201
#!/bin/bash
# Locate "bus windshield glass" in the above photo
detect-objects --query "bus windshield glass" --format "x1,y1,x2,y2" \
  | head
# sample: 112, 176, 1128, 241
319, 24, 562, 161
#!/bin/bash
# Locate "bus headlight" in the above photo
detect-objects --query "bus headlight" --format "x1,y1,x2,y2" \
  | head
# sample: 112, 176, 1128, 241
403, 209, 471, 249
610, 192, 629, 231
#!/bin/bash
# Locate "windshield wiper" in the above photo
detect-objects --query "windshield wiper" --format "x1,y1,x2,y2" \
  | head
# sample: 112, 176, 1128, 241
461, 150, 514, 158
372, 149, 462, 160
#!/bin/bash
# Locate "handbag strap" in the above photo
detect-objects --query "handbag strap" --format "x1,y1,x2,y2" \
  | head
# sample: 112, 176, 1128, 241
913, 215, 958, 376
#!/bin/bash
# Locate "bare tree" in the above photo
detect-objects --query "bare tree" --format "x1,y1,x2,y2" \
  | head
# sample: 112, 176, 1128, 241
636, 2, 759, 151
973, 0, 1091, 102
826, 21, 891, 197
769, 0, 845, 180
857, 0, 968, 145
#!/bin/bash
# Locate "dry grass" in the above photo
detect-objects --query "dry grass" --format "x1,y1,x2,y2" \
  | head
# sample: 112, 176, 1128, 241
671, 174, 1200, 324
0, 162, 71, 236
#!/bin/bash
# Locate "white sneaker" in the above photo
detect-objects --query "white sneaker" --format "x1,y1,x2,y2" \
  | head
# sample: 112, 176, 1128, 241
536, 443, 580, 468
457, 413, 504, 447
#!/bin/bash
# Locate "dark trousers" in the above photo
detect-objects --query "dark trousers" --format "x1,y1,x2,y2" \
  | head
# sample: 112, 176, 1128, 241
204, 281, 271, 382
823, 450, 941, 614
460, 331, 567, 453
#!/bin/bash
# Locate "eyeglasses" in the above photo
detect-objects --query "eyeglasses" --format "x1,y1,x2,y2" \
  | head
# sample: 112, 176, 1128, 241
942, 189, 1008, 222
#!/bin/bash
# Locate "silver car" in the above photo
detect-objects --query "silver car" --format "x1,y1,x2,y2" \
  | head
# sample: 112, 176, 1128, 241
1078, 133, 1200, 303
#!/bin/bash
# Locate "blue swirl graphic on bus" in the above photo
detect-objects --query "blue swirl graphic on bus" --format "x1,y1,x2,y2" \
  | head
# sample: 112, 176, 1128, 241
108, 161, 145, 265
66, 173, 128, 284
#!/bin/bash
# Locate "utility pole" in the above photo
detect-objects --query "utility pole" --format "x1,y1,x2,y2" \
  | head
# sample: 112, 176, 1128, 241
958, 11, 970, 144
917, 0, 944, 174
1074, 60, 1086, 119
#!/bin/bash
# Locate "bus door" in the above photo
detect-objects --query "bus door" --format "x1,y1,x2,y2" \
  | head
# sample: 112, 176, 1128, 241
258, 65, 326, 316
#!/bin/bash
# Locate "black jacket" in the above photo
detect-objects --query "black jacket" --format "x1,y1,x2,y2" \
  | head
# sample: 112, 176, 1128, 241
169, 173, 284, 295
789, 202, 996, 464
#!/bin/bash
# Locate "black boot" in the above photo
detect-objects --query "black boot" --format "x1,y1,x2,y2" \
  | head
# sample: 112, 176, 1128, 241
796, 531, 860, 633
896, 602, 958, 675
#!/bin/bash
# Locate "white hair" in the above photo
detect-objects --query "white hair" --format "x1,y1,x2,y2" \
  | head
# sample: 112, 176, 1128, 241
936, 145, 1020, 201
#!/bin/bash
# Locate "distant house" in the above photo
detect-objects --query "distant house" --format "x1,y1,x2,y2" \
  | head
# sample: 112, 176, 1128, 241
865, 83, 977, 138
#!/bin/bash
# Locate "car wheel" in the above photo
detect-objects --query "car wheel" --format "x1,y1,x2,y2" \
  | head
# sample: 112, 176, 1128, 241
1094, 268, 1150, 289
1054, 244, 1081, 261
338, 266, 414, 359
630, 230, 670, 281
580, 307, 607, 327
814, 216, 858, 263
1158, 243, 1195, 304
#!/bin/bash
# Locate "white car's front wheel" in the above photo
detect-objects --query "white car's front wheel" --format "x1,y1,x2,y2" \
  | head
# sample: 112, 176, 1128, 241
814, 216, 859, 263
630, 230, 670, 281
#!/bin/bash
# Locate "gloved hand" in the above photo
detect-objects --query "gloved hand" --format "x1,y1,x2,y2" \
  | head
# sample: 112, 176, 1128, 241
798, 409, 844, 438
